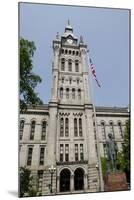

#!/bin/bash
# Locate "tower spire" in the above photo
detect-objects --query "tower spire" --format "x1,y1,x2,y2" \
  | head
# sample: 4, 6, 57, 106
68, 19, 70, 26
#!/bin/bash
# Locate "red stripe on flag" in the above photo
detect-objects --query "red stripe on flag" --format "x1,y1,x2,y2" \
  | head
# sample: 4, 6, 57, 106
90, 59, 101, 87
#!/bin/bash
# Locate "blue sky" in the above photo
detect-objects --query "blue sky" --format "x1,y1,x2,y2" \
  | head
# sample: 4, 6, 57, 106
20, 3, 130, 107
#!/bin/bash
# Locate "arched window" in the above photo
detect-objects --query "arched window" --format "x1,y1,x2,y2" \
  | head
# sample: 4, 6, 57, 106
30, 120, 36, 140
77, 78, 79, 84
75, 60, 79, 72
118, 121, 123, 138
61, 77, 64, 83
79, 118, 83, 136
78, 89, 81, 99
60, 144, 64, 162
69, 50, 72, 55
80, 144, 84, 161
101, 121, 106, 140
109, 121, 114, 138
74, 118, 78, 137
39, 146, 45, 165
76, 51, 79, 56
27, 146, 33, 166
72, 88, 75, 99
65, 118, 69, 137
61, 58, 65, 71
41, 121, 46, 140
75, 144, 78, 161
65, 49, 68, 54
60, 118, 64, 137
66, 88, 69, 99
65, 144, 69, 161
20, 120, 24, 140
73, 50, 75, 55
69, 78, 72, 84
68, 59, 72, 71
60, 87, 63, 99
61, 49, 64, 54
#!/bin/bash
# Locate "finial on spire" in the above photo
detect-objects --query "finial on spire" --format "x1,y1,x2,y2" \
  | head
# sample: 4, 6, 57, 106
56, 32, 59, 39
80, 35, 84, 43
68, 19, 70, 26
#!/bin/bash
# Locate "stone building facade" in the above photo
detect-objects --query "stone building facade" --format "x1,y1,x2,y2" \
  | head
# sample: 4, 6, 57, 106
19, 22, 129, 195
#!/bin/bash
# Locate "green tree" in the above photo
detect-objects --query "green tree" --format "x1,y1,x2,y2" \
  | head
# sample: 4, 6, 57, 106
20, 38, 43, 112
19, 166, 37, 197
101, 157, 107, 177
117, 120, 130, 183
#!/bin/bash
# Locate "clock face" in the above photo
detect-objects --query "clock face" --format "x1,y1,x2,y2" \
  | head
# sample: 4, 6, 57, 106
67, 39, 73, 44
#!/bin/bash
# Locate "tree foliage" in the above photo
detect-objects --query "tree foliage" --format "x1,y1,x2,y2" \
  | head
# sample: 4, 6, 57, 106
101, 157, 107, 177
19, 166, 37, 197
117, 120, 130, 183
20, 38, 43, 112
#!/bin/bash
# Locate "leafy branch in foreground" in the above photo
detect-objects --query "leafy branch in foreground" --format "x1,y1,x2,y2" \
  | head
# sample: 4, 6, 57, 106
20, 38, 43, 112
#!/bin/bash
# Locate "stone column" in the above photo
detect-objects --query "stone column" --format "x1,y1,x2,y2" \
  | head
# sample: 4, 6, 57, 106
57, 176, 60, 193
19, 144, 27, 166
70, 114, 74, 162
70, 174, 74, 192
46, 106, 57, 166
84, 173, 88, 191
80, 48, 92, 104
34, 123, 41, 141
86, 109, 97, 164
32, 145, 39, 168
51, 46, 59, 101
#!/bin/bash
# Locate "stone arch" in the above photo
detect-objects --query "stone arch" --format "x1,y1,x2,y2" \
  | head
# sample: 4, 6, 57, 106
58, 166, 73, 176
59, 168, 71, 192
74, 167, 85, 190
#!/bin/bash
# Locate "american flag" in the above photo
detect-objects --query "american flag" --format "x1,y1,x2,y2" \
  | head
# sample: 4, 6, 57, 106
89, 58, 101, 87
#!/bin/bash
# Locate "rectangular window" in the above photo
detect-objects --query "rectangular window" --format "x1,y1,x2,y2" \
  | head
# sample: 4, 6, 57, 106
79, 118, 83, 137
20, 120, 24, 140
101, 122, 106, 140
80, 144, 84, 161
118, 122, 123, 138
30, 121, 36, 140
75, 61, 79, 72
65, 144, 69, 162
74, 118, 78, 137
109, 122, 115, 138
61, 59, 65, 71
65, 118, 69, 137
27, 147, 33, 166
39, 147, 45, 165
41, 121, 46, 140
60, 144, 64, 162
60, 118, 64, 137
75, 144, 78, 161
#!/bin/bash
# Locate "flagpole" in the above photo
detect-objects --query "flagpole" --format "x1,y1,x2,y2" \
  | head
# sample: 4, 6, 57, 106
87, 51, 104, 192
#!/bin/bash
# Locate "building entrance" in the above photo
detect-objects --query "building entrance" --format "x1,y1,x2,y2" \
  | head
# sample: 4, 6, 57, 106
60, 168, 71, 192
74, 168, 84, 190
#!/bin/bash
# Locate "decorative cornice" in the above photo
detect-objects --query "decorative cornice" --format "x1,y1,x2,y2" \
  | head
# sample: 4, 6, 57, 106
56, 160, 88, 166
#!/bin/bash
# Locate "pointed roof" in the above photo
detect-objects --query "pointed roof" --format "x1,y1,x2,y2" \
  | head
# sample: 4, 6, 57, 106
62, 20, 77, 39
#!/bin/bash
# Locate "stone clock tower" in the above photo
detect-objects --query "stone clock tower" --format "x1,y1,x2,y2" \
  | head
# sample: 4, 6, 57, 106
43, 21, 102, 194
